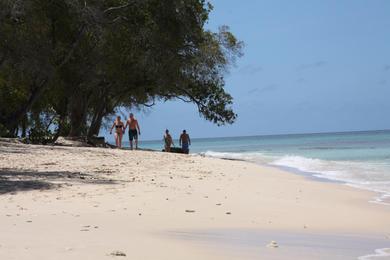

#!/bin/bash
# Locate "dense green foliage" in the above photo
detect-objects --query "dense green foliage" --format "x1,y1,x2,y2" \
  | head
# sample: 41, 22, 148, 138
0, 0, 243, 139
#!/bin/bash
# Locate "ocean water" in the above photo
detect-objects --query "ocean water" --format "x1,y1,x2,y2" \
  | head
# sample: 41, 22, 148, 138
128, 130, 390, 204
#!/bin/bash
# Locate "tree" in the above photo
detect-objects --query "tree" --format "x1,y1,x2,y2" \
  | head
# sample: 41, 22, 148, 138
0, 0, 243, 140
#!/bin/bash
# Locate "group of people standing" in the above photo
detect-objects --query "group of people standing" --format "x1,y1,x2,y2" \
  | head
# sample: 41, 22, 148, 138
110, 113, 191, 154
163, 129, 191, 154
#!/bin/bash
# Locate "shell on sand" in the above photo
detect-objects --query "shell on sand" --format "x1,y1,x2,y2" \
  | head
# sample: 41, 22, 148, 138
266, 240, 279, 248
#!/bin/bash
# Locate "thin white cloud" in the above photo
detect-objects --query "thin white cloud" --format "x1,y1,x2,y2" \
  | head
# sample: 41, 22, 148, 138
239, 64, 263, 75
296, 78, 305, 83
378, 79, 387, 85
247, 84, 278, 95
297, 61, 327, 71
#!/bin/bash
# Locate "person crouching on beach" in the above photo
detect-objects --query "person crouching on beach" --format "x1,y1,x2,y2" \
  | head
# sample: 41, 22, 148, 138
124, 113, 141, 150
179, 130, 191, 154
164, 129, 174, 152
110, 116, 125, 148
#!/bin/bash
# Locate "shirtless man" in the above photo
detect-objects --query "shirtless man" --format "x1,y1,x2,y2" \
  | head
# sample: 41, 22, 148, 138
179, 130, 191, 154
124, 113, 141, 150
163, 129, 174, 152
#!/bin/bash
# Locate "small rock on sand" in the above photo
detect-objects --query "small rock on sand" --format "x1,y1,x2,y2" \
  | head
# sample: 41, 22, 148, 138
110, 250, 126, 257
185, 210, 195, 213
225, 212, 231, 215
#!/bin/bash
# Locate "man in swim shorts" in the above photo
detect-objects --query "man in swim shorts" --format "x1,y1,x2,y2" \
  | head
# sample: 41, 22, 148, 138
164, 129, 174, 152
179, 130, 191, 154
124, 113, 141, 150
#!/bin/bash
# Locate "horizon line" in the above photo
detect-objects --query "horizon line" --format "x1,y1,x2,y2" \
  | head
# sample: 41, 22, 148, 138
136, 128, 390, 142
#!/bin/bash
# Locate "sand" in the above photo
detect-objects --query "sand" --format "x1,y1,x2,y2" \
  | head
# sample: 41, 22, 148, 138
0, 141, 389, 259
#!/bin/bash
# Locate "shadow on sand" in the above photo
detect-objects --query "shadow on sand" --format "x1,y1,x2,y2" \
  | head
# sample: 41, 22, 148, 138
0, 169, 116, 195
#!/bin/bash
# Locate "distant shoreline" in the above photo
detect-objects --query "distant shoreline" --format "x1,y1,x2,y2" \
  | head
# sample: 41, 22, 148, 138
116, 128, 390, 143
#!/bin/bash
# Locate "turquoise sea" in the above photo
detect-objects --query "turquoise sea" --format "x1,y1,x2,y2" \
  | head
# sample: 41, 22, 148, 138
126, 130, 390, 204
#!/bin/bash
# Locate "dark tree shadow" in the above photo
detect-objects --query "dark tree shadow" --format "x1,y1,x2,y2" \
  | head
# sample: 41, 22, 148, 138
0, 169, 117, 195
0, 179, 54, 194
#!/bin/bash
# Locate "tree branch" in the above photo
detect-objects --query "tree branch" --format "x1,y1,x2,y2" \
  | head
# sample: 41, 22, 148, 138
175, 96, 192, 103
57, 25, 86, 68
103, 2, 132, 14
0, 54, 6, 66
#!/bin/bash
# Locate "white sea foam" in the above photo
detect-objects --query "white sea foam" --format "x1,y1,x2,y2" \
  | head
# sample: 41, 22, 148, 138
358, 248, 390, 260
202, 151, 390, 205
270, 155, 390, 204
201, 151, 274, 164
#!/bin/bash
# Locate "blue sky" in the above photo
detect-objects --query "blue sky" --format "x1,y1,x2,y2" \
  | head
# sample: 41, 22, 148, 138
105, 0, 390, 142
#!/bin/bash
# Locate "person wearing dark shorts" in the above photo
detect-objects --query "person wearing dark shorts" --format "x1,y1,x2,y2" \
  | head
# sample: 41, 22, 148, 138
179, 130, 191, 154
129, 129, 138, 142
124, 113, 141, 150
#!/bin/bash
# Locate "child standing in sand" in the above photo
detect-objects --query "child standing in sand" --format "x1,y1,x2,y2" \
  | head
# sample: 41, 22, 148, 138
110, 116, 125, 148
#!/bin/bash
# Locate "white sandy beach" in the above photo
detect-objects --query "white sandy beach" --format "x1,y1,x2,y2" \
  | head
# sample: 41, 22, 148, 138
0, 141, 389, 259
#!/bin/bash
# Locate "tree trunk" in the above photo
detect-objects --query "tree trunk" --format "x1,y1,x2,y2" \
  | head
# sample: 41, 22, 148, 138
87, 85, 111, 138
87, 105, 105, 137
4, 79, 47, 135
68, 92, 88, 137
21, 114, 28, 138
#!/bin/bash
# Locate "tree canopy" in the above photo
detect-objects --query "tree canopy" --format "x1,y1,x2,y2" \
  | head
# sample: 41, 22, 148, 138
0, 0, 243, 140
